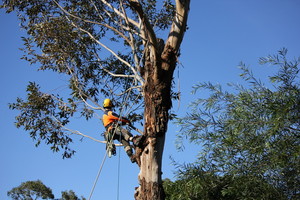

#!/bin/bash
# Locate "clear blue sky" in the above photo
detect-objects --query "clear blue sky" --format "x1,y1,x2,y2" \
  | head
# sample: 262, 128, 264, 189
1, 1, 300, 199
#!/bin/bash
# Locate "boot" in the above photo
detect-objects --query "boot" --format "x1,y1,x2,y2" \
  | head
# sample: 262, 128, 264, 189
130, 155, 136, 163
132, 135, 144, 147
126, 149, 136, 163
126, 149, 133, 157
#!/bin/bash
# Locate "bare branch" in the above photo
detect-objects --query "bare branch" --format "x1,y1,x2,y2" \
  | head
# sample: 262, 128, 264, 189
115, 85, 142, 96
103, 68, 136, 78
99, 0, 139, 27
64, 126, 107, 144
76, 25, 144, 85
124, 92, 143, 116
91, 47, 144, 95
127, 0, 157, 51
119, 0, 142, 76
53, 116, 123, 146
89, 0, 105, 21
166, 0, 190, 53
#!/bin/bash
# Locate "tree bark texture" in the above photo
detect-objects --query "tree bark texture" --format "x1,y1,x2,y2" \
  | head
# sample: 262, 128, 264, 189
134, 47, 174, 199
131, 1, 190, 199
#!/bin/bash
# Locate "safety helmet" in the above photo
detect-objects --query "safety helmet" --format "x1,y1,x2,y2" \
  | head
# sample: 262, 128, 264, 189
103, 98, 114, 108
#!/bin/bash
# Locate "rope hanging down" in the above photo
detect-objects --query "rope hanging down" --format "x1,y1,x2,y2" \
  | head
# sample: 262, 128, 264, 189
87, 116, 124, 200
88, 76, 136, 199
88, 149, 108, 200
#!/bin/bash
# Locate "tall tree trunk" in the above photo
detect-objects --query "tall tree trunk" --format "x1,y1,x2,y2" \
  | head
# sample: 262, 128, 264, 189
131, 1, 190, 199
134, 43, 176, 199
134, 52, 173, 199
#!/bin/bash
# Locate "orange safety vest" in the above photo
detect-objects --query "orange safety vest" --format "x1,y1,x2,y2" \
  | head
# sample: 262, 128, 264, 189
103, 110, 130, 130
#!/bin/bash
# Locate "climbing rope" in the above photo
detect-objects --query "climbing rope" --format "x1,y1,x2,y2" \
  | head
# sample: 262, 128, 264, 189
117, 133, 122, 200
88, 76, 135, 200
88, 148, 108, 200
114, 77, 135, 200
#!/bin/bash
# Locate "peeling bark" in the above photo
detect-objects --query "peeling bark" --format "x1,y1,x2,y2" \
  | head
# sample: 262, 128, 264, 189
132, 1, 190, 199
134, 44, 176, 199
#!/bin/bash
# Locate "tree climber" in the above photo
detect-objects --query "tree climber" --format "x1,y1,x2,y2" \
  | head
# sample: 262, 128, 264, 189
102, 98, 142, 163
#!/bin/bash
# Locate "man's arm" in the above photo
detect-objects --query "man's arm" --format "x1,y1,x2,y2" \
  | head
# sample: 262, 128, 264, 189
110, 111, 130, 124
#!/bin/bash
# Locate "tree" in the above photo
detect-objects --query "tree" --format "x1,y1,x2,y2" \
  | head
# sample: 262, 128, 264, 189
61, 190, 86, 200
163, 165, 284, 200
7, 180, 85, 200
1, 0, 190, 199
7, 180, 54, 200
176, 49, 300, 199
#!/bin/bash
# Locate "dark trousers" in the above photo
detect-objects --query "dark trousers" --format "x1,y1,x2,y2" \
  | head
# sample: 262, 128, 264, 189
105, 126, 133, 154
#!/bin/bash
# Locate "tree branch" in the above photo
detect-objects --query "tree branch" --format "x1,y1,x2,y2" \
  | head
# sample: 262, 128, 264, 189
99, 0, 139, 28
127, 0, 158, 51
76, 25, 144, 85
103, 68, 136, 78
52, 0, 131, 45
53, 116, 123, 146
52, 0, 145, 86
119, 0, 142, 75
166, 0, 190, 53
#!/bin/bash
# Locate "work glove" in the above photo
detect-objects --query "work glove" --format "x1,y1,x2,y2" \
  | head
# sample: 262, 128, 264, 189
126, 122, 132, 126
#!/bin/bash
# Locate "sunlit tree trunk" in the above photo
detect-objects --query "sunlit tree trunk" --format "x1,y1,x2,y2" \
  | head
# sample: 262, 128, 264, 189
132, 1, 190, 199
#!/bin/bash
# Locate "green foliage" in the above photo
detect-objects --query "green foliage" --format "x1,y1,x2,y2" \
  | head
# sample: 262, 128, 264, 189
163, 164, 284, 200
1, 0, 176, 158
1, 0, 146, 104
176, 49, 300, 199
9, 82, 77, 158
61, 190, 86, 200
7, 180, 85, 200
7, 180, 54, 200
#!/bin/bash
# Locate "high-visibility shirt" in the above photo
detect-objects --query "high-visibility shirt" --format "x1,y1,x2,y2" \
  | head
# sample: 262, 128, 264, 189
102, 110, 130, 129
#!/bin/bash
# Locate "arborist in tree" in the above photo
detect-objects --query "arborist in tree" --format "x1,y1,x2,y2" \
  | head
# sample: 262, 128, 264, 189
102, 98, 142, 163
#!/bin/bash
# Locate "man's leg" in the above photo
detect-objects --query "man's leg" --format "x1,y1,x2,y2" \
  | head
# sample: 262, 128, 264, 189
120, 126, 144, 146
121, 137, 136, 163
115, 127, 136, 163
120, 127, 133, 141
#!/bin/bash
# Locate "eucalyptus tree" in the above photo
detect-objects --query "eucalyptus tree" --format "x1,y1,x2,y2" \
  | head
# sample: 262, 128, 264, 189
7, 180, 54, 200
2, 0, 190, 199
7, 180, 85, 200
61, 190, 86, 200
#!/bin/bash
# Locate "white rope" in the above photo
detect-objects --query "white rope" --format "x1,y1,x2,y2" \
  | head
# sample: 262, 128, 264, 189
116, 134, 122, 200
88, 149, 108, 200
112, 73, 136, 200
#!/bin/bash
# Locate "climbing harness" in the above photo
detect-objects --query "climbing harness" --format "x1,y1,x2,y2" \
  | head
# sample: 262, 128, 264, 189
104, 124, 122, 158
106, 135, 116, 158
107, 143, 116, 158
